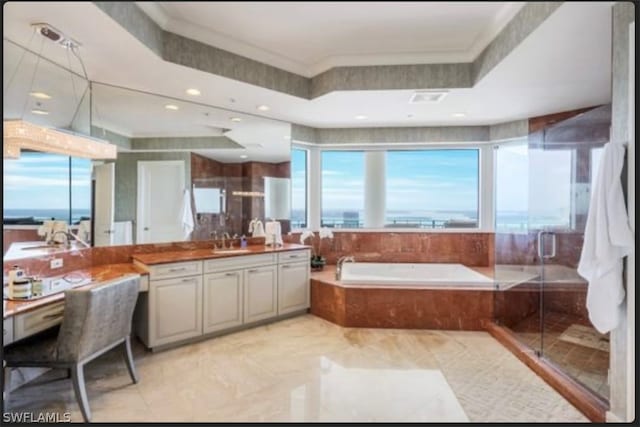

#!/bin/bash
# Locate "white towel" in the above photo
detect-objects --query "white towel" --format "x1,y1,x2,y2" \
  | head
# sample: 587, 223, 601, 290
77, 220, 92, 243
113, 221, 133, 245
251, 220, 265, 238
577, 142, 634, 333
181, 189, 195, 240
264, 220, 283, 246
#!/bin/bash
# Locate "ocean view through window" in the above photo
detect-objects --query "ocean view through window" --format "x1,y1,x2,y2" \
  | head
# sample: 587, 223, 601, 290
385, 149, 479, 228
3, 151, 92, 225
321, 150, 365, 228
291, 148, 307, 229
320, 148, 480, 229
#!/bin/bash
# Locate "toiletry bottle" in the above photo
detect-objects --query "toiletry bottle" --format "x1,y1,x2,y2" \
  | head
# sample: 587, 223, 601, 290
240, 235, 247, 248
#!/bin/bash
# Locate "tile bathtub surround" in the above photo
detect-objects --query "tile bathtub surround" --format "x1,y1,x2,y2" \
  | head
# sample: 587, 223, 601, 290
285, 231, 494, 266
311, 267, 494, 331
4, 314, 587, 422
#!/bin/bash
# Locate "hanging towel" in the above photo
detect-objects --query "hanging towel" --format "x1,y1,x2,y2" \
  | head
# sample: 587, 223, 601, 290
265, 220, 283, 246
113, 221, 133, 245
251, 220, 265, 238
181, 189, 195, 240
577, 142, 634, 333
77, 220, 92, 243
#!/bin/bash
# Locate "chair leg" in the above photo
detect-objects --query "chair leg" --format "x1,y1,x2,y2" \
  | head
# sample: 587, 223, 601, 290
123, 336, 139, 384
3, 364, 12, 408
71, 363, 91, 422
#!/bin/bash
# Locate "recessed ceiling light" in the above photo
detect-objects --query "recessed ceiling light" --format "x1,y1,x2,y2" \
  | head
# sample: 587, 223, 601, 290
185, 88, 201, 96
31, 109, 49, 115
451, 112, 466, 118
355, 115, 368, 120
256, 105, 270, 111
30, 92, 52, 100
165, 104, 179, 110
230, 117, 242, 122
240, 154, 248, 159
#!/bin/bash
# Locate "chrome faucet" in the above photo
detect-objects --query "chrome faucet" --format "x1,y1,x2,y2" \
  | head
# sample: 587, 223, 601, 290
335, 255, 355, 280
222, 232, 231, 248
51, 230, 71, 248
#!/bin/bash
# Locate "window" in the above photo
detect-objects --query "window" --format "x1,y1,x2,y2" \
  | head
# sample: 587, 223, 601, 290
3, 151, 92, 225
386, 149, 479, 228
321, 151, 364, 228
291, 148, 307, 228
528, 148, 573, 229
495, 141, 529, 232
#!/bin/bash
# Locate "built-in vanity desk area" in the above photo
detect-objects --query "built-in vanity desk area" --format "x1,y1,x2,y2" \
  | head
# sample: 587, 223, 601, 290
131, 244, 311, 351
3, 244, 311, 353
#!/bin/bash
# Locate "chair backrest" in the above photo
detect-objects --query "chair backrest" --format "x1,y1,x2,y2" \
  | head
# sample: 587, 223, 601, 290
56, 275, 140, 362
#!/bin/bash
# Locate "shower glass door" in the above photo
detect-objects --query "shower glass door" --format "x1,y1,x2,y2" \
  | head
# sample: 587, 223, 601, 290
493, 139, 543, 356
530, 105, 611, 400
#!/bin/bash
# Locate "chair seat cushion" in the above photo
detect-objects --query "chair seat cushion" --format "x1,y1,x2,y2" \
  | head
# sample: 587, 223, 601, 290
4, 332, 58, 366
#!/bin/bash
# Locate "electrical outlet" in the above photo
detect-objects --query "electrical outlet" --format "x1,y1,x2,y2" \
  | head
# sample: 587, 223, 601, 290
50, 258, 63, 269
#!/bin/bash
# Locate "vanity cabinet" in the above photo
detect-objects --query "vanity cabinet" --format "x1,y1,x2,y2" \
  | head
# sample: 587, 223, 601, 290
203, 270, 243, 334
149, 275, 203, 347
137, 248, 310, 351
3, 316, 14, 346
243, 266, 278, 324
146, 261, 203, 348
277, 261, 310, 315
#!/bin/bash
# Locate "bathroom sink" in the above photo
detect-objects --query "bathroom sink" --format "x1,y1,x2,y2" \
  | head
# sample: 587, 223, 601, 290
213, 248, 251, 254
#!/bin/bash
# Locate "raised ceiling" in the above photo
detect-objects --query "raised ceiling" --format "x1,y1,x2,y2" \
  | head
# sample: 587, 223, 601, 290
2, 1, 613, 131
138, 1, 524, 76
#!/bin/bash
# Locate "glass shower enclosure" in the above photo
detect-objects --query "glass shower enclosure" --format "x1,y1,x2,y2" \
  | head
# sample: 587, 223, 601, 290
493, 105, 611, 401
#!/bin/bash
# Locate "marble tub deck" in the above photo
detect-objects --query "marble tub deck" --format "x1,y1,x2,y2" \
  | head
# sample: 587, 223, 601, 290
4, 315, 587, 422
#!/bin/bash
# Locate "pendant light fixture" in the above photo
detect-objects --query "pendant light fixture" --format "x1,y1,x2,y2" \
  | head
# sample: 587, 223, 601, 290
3, 23, 117, 160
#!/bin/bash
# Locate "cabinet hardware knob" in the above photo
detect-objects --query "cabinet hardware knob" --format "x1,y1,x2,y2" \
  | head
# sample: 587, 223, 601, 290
225, 272, 237, 276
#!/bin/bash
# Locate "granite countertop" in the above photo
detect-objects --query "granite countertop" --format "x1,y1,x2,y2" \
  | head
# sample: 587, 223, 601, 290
132, 243, 310, 266
3, 263, 149, 319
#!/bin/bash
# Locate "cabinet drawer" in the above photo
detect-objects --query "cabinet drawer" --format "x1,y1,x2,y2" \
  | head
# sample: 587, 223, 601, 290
204, 253, 276, 273
3, 316, 14, 346
14, 301, 65, 341
149, 261, 202, 280
278, 250, 311, 263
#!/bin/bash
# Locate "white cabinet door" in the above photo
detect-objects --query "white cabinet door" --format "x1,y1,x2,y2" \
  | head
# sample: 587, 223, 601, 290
149, 275, 202, 347
278, 261, 310, 315
243, 266, 277, 324
203, 270, 244, 334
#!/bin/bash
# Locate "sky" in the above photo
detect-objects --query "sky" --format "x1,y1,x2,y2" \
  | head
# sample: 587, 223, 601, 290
320, 149, 479, 214
3, 151, 92, 212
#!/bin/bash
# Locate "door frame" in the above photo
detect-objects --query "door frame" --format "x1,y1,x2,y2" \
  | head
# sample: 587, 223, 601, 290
136, 160, 185, 244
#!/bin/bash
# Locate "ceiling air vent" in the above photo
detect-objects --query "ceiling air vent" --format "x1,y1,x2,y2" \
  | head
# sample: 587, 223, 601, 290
409, 90, 449, 104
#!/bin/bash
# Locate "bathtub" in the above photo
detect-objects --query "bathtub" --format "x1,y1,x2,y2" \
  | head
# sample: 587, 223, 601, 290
340, 262, 493, 288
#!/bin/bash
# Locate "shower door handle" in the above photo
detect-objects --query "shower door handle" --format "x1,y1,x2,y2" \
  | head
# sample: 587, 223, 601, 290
537, 231, 557, 259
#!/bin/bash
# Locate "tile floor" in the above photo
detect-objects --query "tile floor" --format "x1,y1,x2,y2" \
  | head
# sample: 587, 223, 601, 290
511, 310, 610, 398
5, 314, 588, 422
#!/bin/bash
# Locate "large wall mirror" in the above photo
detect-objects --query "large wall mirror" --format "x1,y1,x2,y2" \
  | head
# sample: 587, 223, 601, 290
3, 40, 292, 258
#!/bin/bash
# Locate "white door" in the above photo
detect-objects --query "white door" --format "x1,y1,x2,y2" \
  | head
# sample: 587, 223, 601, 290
203, 270, 244, 334
277, 261, 310, 315
243, 266, 277, 324
94, 163, 115, 247
137, 161, 185, 244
